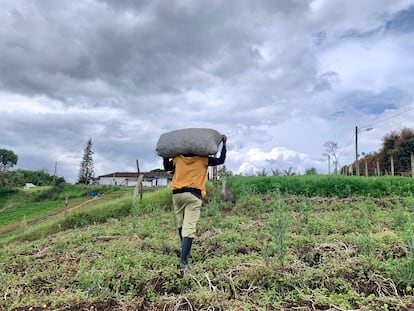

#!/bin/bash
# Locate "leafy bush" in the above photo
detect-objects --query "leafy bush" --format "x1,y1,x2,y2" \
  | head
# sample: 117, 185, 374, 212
0, 186, 20, 196
0, 186, 21, 209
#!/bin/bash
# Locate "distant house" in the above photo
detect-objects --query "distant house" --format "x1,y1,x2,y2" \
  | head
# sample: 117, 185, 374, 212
24, 183, 37, 189
95, 172, 173, 187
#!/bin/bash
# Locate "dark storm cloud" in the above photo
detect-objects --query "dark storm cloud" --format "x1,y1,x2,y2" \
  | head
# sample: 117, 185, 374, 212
1, 0, 414, 182
0, 0, 312, 106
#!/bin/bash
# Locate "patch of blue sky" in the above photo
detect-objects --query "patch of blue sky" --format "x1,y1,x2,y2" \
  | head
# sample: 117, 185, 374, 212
385, 5, 414, 33
338, 5, 414, 40
342, 88, 411, 115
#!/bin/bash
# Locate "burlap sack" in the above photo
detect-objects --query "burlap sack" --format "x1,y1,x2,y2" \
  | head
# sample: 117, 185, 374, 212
156, 128, 222, 158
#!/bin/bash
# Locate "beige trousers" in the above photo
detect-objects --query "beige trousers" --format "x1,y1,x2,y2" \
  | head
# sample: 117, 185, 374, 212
172, 192, 202, 238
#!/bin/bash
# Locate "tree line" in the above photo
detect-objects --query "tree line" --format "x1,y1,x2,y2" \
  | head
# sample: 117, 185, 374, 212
341, 128, 414, 176
0, 138, 95, 187
0, 148, 64, 187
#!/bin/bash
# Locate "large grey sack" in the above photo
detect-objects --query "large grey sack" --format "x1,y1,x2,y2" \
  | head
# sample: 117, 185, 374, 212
156, 128, 222, 158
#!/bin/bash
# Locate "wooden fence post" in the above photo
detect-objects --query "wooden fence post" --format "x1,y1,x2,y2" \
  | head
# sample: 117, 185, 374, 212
64, 194, 68, 217
133, 160, 144, 207
364, 158, 368, 177
212, 166, 218, 186
221, 165, 227, 197
411, 153, 414, 178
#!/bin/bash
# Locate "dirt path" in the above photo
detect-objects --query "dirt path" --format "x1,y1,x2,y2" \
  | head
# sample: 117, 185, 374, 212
0, 195, 117, 235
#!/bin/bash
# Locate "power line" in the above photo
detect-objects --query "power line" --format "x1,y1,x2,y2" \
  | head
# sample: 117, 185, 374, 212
361, 104, 414, 129
338, 132, 355, 158
338, 104, 414, 158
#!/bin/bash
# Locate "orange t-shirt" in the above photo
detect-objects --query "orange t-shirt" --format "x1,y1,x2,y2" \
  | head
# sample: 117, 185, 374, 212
171, 155, 209, 197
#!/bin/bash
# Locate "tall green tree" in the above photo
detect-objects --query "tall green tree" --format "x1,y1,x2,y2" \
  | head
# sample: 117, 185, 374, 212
378, 128, 414, 176
0, 148, 18, 187
77, 138, 95, 184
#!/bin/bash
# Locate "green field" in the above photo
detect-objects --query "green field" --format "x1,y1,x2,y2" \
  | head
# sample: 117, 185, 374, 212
1, 176, 414, 310
0, 185, 132, 242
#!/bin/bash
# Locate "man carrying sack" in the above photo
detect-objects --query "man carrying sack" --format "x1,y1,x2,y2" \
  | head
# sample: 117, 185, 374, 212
160, 129, 227, 270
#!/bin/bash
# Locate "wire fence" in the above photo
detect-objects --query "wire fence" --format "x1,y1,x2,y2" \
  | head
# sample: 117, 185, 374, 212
341, 153, 414, 177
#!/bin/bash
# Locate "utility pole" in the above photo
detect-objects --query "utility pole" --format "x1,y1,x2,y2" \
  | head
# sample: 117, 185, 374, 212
355, 126, 359, 176
355, 126, 373, 177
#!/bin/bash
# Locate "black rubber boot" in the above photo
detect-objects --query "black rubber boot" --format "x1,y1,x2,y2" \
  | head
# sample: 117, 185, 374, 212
179, 237, 193, 270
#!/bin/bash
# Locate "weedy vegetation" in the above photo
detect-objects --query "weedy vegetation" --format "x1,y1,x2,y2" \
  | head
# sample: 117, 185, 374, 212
1, 175, 414, 310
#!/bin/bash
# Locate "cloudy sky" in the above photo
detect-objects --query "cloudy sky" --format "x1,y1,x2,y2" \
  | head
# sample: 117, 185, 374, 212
1, 0, 414, 183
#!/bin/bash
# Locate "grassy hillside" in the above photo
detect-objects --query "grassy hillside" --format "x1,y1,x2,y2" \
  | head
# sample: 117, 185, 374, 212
0, 185, 132, 243
1, 177, 414, 310
0, 185, 128, 223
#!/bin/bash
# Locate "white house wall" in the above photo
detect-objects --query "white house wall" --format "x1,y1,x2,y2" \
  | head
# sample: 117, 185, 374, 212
98, 177, 136, 186
99, 177, 126, 186
153, 178, 169, 187
98, 176, 170, 187
142, 180, 152, 187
